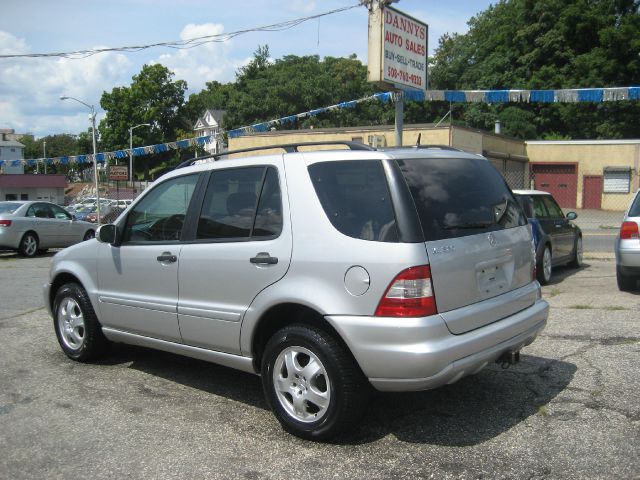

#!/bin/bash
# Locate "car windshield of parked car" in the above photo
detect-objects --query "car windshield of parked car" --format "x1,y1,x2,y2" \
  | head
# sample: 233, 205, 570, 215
396, 157, 526, 241
0, 202, 22, 214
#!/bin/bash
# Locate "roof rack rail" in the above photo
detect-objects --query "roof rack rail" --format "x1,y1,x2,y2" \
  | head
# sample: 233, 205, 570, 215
174, 141, 375, 170
410, 144, 462, 151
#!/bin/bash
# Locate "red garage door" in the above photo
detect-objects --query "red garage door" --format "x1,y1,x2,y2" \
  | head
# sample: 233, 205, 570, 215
531, 164, 577, 209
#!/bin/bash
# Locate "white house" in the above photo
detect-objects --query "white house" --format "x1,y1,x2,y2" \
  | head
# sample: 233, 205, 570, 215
0, 129, 25, 174
193, 109, 226, 155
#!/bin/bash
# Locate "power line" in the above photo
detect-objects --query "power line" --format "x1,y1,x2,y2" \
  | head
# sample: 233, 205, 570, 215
0, 4, 362, 60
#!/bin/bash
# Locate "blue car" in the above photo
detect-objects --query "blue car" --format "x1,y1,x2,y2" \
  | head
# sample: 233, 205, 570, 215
514, 190, 583, 284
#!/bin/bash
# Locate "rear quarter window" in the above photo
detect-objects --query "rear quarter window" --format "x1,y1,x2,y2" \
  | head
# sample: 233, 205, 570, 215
628, 191, 640, 217
396, 156, 527, 241
308, 160, 399, 242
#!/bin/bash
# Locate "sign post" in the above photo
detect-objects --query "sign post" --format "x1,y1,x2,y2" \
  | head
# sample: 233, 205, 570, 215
368, 1, 428, 146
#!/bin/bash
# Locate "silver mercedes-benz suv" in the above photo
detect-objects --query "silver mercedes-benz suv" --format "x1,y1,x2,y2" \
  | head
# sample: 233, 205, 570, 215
44, 142, 548, 440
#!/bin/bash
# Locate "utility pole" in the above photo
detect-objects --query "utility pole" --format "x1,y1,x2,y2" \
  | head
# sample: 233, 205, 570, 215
395, 91, 403, 147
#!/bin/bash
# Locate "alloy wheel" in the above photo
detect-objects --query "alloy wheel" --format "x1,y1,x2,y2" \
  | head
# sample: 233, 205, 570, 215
272, 346, 331, 423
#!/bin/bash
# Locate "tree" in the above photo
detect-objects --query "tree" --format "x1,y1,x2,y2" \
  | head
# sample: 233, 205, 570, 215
429, 0, 640, 139
184, 48, 403, 133
99, 64, 188, 178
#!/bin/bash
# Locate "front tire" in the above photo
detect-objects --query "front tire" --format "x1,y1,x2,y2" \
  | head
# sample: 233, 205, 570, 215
569, 236, 583, 268
537, 245, 552, 285
53, 283, 109, 362
18, 232, 39, 257
261, 324, 369, 441
616, 265, 636, 292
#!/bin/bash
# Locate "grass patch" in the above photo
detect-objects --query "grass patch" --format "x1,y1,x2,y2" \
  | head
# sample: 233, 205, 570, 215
569, 305, 593, 310
546, 288, 562, 298
603, 306, 629, 311
538, 405, 550, 417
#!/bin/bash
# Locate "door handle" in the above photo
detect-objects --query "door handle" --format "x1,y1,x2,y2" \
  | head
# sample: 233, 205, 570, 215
157, 252, 177, 263
250, 252, 278, 265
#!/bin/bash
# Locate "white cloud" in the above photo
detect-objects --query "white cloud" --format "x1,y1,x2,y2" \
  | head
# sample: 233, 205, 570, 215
154, 23, 244, 93
0, 31, 131, 138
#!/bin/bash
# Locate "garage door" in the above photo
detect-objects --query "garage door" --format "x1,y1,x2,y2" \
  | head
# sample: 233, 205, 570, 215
531, 164, 577, 209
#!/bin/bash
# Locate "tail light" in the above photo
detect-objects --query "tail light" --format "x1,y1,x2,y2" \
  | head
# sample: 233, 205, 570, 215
620, 221, 639, 240
0, 220, 12, 227
375, 265, 437, 317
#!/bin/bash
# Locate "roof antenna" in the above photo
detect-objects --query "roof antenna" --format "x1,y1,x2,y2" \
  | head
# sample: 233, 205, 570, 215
416, 133, 421, 146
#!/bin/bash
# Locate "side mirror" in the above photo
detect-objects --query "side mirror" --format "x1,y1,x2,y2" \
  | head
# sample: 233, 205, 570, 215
97, 224, 119, 245
71, 215, 77, 221
566, 211, 578, 221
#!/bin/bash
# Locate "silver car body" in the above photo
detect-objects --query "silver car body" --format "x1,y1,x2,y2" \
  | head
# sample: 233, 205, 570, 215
44, 148, 548, 392
614, 189, 640, 280
0, 201, 95, 252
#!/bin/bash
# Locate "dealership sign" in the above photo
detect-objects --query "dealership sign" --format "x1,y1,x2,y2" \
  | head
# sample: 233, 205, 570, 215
108, 165, 129, 181
368, 5, 428, 91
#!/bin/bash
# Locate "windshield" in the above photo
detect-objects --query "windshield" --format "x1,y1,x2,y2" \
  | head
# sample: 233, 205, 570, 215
396, 157, 527, 241
0, 202, 22, 214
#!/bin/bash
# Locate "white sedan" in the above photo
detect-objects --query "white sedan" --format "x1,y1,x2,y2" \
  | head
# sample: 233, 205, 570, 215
0, 201, 96, 257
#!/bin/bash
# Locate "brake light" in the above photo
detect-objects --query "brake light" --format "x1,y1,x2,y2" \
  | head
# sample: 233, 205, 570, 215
620, 221, 639, 240
375, 265, 437, 317
0, 220, 12, 227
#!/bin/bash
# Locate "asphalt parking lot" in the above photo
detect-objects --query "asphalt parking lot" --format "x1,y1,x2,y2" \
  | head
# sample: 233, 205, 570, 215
0, 251, 638, 479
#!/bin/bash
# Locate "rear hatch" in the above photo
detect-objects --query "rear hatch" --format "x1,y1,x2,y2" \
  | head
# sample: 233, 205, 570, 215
395, 154, 536, 334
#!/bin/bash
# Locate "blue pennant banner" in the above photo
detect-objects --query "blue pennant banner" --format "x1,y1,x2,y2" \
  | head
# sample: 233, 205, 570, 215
2, 86, 638, 167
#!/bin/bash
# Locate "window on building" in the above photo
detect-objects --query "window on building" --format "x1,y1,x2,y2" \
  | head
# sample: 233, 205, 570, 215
20, 194, 28, 200
603, 167, 631, 193
5, 194, 18, 201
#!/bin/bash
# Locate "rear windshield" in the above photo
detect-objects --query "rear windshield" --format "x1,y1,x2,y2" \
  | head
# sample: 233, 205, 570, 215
396, 157, 526, 241
0, 202, 22, 214
308, 160, 399, 242
629, 191, 640, 217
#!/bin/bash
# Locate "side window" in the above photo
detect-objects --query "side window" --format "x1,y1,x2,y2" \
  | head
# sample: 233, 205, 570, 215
28, 203, 53, 218
197, 166, 277, 241
253, 167, 283, 238
541, 196, 564, 218
50, 204, 71, 220
308, 160, 398, 242
532, 196, 549, 218
123, 174, 198, 243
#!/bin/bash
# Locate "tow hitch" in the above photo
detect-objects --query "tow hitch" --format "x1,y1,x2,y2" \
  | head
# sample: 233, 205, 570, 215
497, 350, 520, 369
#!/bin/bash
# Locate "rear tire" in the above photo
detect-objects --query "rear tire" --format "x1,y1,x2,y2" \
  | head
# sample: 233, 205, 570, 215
53, 283, 109, 361
616, 265, 636, 292
261, 324, 369, 441
537, 245, 552, 285
83, 230, 95, 241
18, 232, 39, 257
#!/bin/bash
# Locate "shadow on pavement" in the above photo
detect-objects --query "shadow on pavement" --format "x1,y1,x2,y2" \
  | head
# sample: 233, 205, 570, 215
97, 345, 575, 446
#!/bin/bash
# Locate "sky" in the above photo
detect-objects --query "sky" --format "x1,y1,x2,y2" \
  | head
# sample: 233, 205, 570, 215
0, 0, 495, 139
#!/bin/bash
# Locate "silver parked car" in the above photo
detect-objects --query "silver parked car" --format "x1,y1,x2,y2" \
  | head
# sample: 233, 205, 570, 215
0, 201, 96, 257
43, 143, 549, 440
615, 189, 640, 291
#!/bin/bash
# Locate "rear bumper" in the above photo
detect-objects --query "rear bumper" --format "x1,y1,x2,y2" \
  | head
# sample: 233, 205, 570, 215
0, 228, 21, 249
616, 244, 640, 269
326, 298, 548, 392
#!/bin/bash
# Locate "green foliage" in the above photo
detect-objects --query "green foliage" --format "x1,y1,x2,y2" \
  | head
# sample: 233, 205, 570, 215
99, 63, 187, 179
184, 48, 400, 132
429, 0, 640, 139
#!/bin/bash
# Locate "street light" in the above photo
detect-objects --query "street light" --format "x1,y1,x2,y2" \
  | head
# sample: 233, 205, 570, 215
60, 95, 101, 224
129, 123, 150, 190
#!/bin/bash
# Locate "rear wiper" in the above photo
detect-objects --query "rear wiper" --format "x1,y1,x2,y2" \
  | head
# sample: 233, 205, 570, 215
443, 221, 493, 230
